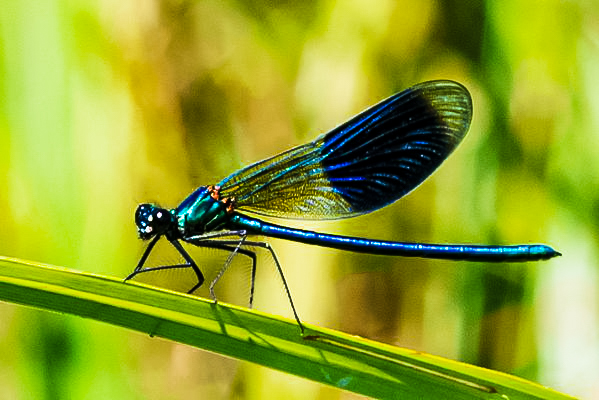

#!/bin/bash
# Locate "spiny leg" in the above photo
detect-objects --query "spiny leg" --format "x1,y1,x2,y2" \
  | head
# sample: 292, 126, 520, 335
248, 240, 304, 334
125, 235, 161, 281
208, 234, 248, 302
136, 231, 304, 333
171, 239, 205, 293
125, 237, 205, 293
189, 230, 249, 241
186, 230, 252, 302
189, 240, 258, 305
194, 238, 305, 334
127, 231, 261, 303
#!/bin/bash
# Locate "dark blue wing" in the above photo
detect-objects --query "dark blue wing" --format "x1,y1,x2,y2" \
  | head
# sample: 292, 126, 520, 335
218, 80, 472, 220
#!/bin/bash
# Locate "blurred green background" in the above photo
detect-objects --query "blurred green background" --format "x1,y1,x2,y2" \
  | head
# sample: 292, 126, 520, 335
0, 0, 597, 398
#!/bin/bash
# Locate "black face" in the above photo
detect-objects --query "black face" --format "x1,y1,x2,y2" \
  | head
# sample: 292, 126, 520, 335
135, 204, 175, 240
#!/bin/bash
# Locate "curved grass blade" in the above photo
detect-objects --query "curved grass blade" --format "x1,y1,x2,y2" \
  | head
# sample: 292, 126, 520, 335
0, 256, 573, 400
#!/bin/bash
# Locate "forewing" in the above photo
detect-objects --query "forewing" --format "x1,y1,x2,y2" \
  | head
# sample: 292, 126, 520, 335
218, 80, 472, 220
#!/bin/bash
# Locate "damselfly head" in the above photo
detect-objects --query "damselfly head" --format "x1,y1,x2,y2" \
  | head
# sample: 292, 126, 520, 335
135, 204, 175, 240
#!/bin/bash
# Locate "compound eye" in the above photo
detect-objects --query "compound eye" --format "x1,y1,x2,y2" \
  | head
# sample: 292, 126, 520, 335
135, 204, 170, 239
135, 204, 152, 226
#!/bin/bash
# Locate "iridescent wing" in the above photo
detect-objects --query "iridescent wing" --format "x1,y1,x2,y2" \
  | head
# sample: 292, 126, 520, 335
218, 80, 472, 220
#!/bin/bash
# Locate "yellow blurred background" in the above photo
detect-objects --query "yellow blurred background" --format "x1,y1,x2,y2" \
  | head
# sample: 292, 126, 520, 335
0, 0, 597, 398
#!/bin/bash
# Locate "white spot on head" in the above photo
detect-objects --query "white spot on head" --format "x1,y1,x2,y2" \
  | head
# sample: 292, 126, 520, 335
157, 212, 163, 219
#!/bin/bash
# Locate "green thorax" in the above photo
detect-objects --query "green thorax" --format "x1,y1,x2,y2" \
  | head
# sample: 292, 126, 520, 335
175, 186, 230, 237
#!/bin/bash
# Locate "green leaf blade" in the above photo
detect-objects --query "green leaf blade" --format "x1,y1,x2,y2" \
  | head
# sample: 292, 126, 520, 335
0, 256, 573, 399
